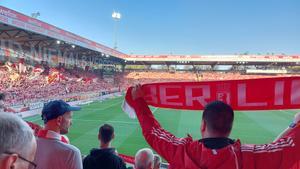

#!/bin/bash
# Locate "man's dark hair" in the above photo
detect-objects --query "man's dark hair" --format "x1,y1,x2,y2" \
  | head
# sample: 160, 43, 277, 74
99, 124, 114, 144
202, 100, 234, 135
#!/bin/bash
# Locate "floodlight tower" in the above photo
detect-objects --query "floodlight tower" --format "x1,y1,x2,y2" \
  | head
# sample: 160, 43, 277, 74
112, 11, 121, 50
31, 12, 40, 18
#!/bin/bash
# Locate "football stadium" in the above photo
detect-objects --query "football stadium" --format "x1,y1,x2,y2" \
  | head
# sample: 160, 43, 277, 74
0, 2, 300, 169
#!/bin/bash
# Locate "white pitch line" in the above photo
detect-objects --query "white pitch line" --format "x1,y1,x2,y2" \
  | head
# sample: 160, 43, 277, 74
27, 116, 42, 122
83, 101, 123, 111
279, 109, 295, 114
28, 103, 159, 124
152, 107, 159, 113
73, 107, 159, 124
72, 119, 138, 124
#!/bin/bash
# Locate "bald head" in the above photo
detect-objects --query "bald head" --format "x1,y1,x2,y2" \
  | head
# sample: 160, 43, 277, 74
135, 148, 154, 169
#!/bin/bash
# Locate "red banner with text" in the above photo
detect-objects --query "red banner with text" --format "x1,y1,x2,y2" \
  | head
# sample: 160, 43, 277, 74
139, 76, 300, 110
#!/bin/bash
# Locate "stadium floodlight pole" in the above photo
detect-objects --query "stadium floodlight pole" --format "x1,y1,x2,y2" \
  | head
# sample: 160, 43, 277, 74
112, 11, 121, 50
31, 12, 40, 19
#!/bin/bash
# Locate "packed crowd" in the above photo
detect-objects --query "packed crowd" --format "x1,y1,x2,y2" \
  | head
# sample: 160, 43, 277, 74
0, 62, 115, 105
122, 71, 293, 82
116, 71, 295, 91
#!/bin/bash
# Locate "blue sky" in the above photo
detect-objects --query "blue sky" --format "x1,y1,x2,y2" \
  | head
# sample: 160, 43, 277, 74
0, 0, 299, 55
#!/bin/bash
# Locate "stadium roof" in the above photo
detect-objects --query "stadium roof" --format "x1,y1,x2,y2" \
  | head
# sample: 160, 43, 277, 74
124, 55, 300, 66
0, 5, 127, 60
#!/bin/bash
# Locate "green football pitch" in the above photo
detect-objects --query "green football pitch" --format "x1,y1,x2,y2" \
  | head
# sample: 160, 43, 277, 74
25, 96, 298, 157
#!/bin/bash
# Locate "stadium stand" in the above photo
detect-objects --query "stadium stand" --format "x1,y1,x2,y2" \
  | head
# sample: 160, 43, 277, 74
1, 5, 300, 169
0, 60, 116, 106
1, 57, 298, 107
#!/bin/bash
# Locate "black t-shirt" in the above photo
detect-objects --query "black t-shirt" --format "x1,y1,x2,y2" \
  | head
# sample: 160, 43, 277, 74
83, 148, 127, 169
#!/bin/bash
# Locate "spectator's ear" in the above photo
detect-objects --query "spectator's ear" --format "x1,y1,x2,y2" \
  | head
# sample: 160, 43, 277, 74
98, 133, 101, 141
2, 154, 18, 169
112, 133, 115, 140
201, 120, 206, 133
56, 116, 63, 126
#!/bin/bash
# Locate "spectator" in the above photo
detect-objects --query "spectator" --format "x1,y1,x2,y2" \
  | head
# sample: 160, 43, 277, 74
134, 148, 154, 169
0, 93, 17, 113
32, 100, 83, 169
127, 85, 300, 169
0, 93, 5, 113
83, 124, 127, 169
0, 113, 36, 169
153, 154, 161, 169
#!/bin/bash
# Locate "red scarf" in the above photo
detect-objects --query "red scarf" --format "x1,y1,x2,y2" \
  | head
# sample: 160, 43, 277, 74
119, 154, 135, 164
26, 121, 43, 136
37, 129, 70, 144
125, 76, 300, 111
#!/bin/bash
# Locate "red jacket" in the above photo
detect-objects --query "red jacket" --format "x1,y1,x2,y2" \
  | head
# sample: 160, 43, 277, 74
241, 129, 300, 169
125, 88, 300, 169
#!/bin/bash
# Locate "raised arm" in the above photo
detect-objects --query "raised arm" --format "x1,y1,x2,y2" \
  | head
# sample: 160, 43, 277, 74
124, 85, 193, 165
274, 112, 300, 141
242, 112, 300, 169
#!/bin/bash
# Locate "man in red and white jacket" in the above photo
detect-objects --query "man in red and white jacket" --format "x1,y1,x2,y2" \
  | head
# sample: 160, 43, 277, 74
125, 85, 300, 169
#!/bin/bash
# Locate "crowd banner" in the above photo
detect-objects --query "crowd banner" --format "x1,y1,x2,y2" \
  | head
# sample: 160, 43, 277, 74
123, 77, 300, 116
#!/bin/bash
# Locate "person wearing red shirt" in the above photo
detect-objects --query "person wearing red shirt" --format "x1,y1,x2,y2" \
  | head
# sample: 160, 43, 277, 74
126, 85, 300, 169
